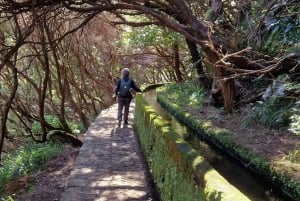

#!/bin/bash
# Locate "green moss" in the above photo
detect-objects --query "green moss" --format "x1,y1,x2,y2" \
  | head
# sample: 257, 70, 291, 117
134, 94, 251, 201
134, 95, 205, 201
156, 86, 300, 201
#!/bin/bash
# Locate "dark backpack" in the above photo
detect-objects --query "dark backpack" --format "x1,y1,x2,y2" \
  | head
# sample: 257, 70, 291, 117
118, 79, 132, 97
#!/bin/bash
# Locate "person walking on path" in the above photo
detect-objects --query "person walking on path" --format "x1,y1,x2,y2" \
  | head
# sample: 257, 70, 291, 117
114, 68, 141, 127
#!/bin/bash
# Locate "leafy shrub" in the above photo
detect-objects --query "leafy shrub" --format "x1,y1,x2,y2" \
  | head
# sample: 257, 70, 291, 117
242, 75, 300, 132
31, 115, 80, 134
262, 2, 300, 55
249, 0, 300, 55
31, 120, 42, 135
163, 82, 206, 108
31, 115, 61, 135
0, 142, 63, 194
45, 115, 61, 128
72, 122, 84, 133
242, 97, 293, 128
256, 98, 293, 128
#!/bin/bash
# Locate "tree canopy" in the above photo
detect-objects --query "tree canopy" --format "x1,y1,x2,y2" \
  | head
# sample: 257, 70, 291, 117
0, 0, 299, 160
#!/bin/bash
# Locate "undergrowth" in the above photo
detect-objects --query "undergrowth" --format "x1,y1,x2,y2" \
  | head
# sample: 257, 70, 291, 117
156, 84, 300, 200
244, 97, 293, 128
0, 142, 63, 196
241, 74, 300, 134
31, 115, 81, 135
162, 80, 299, 135
161, 81, 206, 108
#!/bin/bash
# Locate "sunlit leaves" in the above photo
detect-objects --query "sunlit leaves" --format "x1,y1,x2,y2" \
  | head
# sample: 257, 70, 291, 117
120, 25, 181, 48
160, 82, 206, 108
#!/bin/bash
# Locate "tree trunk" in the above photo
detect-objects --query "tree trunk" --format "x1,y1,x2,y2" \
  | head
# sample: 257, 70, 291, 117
173, 43, 183, 82
47, 130, 82, 147
64, 78, 89, 130
0, 63, 18, 163
221, 79, 235, 112
38, 20, 50, 142
185, 39, 211, 88
44, 23, 72, 133
215, 64, 236, 112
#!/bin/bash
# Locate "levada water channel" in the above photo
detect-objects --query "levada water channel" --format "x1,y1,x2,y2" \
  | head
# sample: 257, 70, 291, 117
143, 89, 290, 201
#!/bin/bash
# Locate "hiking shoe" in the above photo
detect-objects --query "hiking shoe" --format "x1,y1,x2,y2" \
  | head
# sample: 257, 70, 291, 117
124, 120, 128, 125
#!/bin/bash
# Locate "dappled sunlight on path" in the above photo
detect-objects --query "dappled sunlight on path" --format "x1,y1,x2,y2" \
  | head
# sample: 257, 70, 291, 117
60, 103, 154, 201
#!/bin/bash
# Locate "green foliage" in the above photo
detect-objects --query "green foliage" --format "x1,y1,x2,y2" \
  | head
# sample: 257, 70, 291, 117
45, 115, 61, 128
120, 24, 181, 48
237, 0, 299, 55
261, 0, 299, 55
69, 122, 81, 133
156, 87, 300, 200
31, 115, 61, 135
284, 150, 300, 163
0, 196, 14, 201
263, 2, 299, 52
241, 75, 299, 132
243, 98, 293, 128
0, 142, 63, 194
289, 104, 300, 136
31, 115, 80, 134
262, 30, 281, 54
31, 121, 42, 135
161, 82, 206, 108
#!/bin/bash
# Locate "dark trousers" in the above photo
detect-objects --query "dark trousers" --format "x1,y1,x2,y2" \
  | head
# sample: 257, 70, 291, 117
117, 97, 131, 122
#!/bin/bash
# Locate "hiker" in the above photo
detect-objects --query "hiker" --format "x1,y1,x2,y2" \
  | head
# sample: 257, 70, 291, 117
114, 68, 142, 127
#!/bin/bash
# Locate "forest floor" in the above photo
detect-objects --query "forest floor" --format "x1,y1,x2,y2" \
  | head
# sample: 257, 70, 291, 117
9, 144, 80, 201
183, 103, 300, 182
5, 102, 300, 200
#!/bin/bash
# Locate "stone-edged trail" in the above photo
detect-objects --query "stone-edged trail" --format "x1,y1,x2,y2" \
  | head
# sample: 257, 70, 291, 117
60, 102, 157, 201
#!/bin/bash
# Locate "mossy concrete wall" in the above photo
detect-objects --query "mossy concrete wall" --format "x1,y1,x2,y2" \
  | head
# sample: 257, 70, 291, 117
134, 94, 251, 201
156, 91, 300, 201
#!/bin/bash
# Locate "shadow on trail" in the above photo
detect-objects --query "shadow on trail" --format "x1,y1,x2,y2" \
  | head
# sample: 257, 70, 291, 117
60, 103, 158, 201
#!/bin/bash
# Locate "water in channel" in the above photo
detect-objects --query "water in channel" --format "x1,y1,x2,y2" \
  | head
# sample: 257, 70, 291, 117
143, 90, 289, 201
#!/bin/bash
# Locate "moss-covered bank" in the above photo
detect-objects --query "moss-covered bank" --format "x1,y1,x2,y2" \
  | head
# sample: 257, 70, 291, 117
156, 89, 300, 201
133, 94, 251, 201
